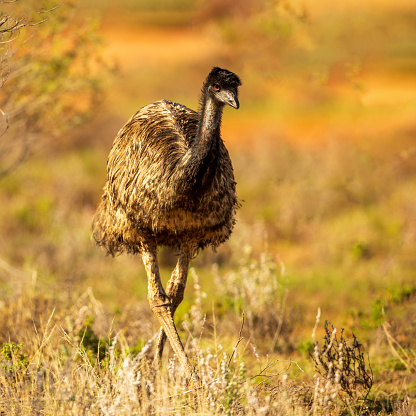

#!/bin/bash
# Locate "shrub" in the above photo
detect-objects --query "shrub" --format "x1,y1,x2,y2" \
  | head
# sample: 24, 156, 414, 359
311, 320, 373, 414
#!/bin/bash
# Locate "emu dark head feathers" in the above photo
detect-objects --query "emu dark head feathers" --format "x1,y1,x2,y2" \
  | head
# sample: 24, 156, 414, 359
206, 67, 242, 88
203, 67, 242, 109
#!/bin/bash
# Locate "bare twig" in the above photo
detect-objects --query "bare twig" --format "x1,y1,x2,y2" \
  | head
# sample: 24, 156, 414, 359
228, 311, 244, 367
251, 359, 304, 390
38, 5, 59, 14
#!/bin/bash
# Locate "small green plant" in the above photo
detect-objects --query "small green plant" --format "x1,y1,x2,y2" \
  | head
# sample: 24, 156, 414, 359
360, 283, 416, 330
78, 316, 109, 366
1, 342, 29, 375
298, 340, 314, 356
370, 297, 386, 328
389, 283, 416, 304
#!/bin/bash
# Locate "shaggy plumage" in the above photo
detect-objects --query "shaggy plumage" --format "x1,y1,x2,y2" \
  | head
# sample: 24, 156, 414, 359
93, 67, 241, 255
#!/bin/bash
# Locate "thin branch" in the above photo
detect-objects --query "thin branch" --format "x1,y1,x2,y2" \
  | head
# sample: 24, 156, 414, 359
228, 311, 244, 367
38, 5, 59, 14
0, 3, 59, 41
0, 16, 26, 33
251, 358, 304, 381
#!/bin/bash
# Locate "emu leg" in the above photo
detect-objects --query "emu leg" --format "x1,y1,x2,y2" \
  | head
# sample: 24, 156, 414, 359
141, 249, 196, 382
153, 248, 194, 366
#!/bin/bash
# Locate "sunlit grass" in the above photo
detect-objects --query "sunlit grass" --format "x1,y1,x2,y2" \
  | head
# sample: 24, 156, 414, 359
0, 255, 414, 414
1, 131, 415, 413
1, 0, 416, 412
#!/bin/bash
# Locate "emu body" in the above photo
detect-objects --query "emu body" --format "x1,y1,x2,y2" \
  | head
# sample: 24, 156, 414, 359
92, 67, 241, 383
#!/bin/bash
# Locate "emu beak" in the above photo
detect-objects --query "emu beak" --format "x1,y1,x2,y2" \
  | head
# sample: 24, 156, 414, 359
231, 95, 240, 109
223, 90, 240, 109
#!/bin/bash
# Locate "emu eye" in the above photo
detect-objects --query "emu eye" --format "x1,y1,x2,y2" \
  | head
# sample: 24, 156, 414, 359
213, 84, 221, 92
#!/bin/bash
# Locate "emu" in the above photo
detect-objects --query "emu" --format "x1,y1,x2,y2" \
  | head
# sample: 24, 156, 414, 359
92, 67, 241, 383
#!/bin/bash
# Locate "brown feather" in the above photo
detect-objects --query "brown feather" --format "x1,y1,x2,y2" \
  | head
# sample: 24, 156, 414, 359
92, 70, 241, 256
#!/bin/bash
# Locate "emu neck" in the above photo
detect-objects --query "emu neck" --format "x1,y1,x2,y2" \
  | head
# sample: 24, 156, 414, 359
178, 93, 224, 201
194, 93, 224, 158
200, 95, 223, 136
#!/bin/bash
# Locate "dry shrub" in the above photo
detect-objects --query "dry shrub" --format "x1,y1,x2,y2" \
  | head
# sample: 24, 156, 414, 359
310, 319, 373, 415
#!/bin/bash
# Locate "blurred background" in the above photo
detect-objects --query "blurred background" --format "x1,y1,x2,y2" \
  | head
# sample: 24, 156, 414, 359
0, 0, 415, 396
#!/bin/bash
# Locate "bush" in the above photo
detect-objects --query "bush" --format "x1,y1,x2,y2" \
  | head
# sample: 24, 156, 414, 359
0, 0, 113, 177
311, 320, 373, 414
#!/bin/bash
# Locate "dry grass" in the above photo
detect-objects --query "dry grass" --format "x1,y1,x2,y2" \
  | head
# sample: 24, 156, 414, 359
1, 134, 416, 414
0, 247, 415, 415
1, 131, 415, 414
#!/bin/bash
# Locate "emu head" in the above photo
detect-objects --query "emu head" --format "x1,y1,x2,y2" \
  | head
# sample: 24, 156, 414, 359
204, 67, 242, 109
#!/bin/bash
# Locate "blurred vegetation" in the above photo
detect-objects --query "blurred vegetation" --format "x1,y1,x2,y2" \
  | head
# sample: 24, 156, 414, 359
0, 0, 113, 177
0, 0, 415, 413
